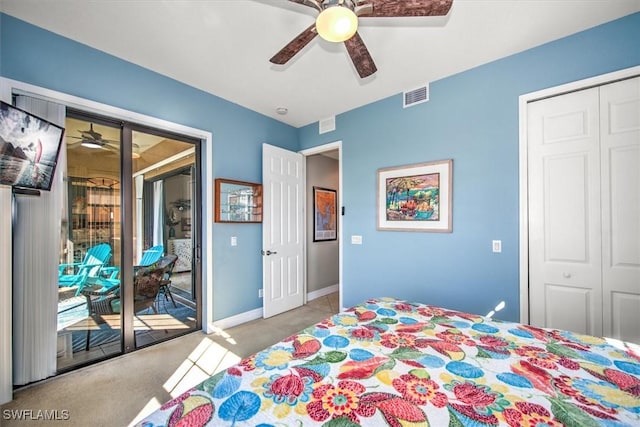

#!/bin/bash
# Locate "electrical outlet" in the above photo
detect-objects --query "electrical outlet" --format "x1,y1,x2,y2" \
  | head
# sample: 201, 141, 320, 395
258, 289, 263, 298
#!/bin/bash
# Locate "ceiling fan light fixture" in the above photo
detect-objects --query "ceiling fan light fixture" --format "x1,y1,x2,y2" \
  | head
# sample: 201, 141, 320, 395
316, 5, 358, 43
132, 143, 141, 159
81, 140, 102, 149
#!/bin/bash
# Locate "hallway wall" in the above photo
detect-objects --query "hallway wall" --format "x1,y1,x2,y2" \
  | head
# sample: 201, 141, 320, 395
306, 154, 339, 293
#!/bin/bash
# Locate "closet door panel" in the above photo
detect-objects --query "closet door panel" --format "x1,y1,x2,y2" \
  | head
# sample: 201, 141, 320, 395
600, 76, 640, 343
528, 87, 602, 336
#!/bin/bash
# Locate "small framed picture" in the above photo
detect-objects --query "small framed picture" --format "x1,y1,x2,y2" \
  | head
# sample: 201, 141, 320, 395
313, 187, 337, 242
377, 159, 453, 232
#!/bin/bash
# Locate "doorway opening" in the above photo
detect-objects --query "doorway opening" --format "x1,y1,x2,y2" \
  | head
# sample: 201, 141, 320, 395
302, 142, 343, 312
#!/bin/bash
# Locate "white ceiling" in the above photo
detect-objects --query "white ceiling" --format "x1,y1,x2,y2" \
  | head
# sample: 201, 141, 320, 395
2, 0, 639, 128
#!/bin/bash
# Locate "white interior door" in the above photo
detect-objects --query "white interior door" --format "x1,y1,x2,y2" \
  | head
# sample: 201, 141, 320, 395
262, 143, 305, 318
528, 87, 603, 336
600, 77, 640, 343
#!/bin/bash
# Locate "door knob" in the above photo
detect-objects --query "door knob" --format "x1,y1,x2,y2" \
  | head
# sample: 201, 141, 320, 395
562, 272, 572, 278
262, 250, 277, 256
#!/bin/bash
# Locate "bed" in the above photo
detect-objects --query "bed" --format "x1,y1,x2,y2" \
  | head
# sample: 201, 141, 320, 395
137, 297, 640, 426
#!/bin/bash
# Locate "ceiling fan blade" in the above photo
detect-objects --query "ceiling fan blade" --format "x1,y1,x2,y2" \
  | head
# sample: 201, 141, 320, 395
344, 32, 377, 78
287, 0, 321, 12
359, 0, 453, 17
270, 24, 318, 65
104, 143, 119, 153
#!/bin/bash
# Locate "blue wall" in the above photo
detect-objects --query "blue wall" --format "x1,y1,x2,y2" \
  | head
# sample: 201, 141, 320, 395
0, 14, 299, 320
299, 12, 640, 321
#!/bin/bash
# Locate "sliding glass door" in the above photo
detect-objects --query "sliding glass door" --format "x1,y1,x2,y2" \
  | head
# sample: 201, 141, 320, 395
57, 115, 122, 369
129, 128, 198, 349
57, 112, 201, 371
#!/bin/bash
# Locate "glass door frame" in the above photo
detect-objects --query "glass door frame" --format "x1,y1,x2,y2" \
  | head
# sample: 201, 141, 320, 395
64, 110, 202, 359
125, 122, 203, 351
62, 109, 125, 367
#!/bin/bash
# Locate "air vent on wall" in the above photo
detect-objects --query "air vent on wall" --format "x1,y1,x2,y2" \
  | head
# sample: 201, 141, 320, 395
403, 84, 429, 108
319, 116, 336, 134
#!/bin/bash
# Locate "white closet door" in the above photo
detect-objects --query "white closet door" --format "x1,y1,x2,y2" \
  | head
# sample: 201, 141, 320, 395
600, 77, 640, 343
528, 87, 603, 337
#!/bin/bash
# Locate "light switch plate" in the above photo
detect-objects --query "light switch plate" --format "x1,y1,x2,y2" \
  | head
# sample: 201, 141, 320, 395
231, 236, 237, 246
492, 240, 502, 253
351, 235, 363, 245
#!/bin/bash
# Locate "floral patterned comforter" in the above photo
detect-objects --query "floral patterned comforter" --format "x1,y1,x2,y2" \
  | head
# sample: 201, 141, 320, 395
138, 297, 640, 426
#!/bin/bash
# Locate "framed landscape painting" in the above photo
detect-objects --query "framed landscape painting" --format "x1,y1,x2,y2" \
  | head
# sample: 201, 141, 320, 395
377, 159, 453, 232
313, 187, 337, 241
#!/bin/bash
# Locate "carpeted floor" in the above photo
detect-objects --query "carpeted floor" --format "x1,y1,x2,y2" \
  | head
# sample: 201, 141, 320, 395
5, 292, 339, 427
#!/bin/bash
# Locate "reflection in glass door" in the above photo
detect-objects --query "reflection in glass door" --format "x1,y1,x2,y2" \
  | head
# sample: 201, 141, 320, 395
131, 129, 197, 349
57, 116, 122, 370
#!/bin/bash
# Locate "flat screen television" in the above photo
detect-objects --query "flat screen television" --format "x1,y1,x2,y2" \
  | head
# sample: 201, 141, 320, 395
0, 101, 65, 191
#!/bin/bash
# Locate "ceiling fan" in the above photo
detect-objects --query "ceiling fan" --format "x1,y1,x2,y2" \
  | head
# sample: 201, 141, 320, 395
270, 0, 453, 78
67, 123, 119, 152
67, 123, 142, 158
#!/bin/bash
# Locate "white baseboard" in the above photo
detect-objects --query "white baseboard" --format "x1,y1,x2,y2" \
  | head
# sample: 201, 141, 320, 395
206, 284, 339, 333
307, 284, 339, 302
207, 307, 262, 333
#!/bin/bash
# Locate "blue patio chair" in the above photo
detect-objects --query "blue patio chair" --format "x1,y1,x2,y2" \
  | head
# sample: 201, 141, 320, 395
138, 245, 164, 266
92, 245, 165, 294
81, 254, 178, 350
136, 245, 177, 308
58, 243, 112, 295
